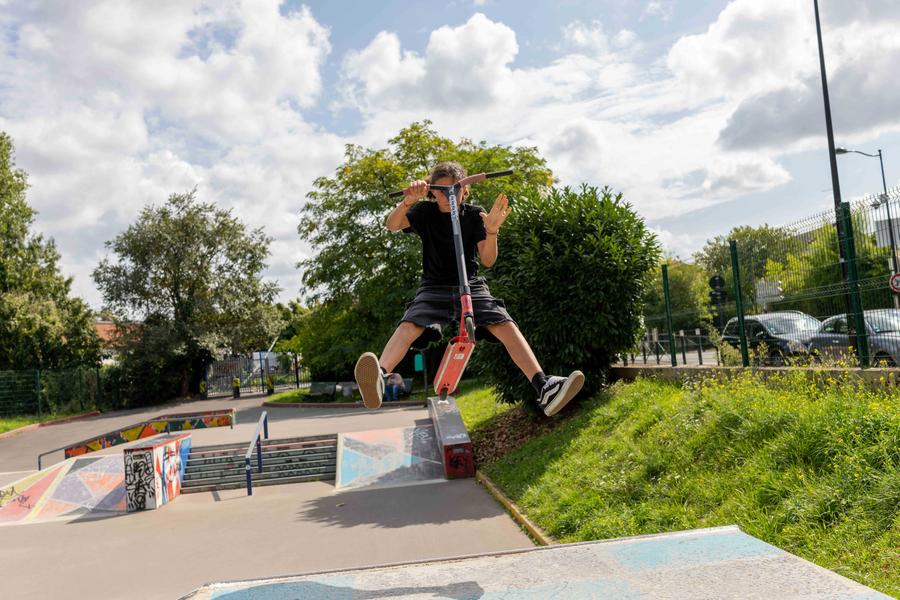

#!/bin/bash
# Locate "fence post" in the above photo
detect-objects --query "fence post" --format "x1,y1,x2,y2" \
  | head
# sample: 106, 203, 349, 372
246, 457, 253, 496
294, 353, 300, 389
95, 366, 102, 410
661, 264, 678, 367
696, 328, 703, 365
729, 240, 750, 367
840, 202, 870, 367
679, 330, 687, 364
35, 370, 42, 419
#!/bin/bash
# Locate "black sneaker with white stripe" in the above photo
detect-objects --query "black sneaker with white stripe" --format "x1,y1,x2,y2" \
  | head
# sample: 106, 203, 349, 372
537, 371, 584, 416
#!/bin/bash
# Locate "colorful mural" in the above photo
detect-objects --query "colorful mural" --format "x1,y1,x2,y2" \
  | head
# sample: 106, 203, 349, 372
0, 456, 127, 525
64, 408, 232, 459
125, 433, 191, 511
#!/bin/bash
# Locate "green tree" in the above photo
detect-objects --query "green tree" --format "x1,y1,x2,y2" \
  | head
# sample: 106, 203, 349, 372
693, 224, 796, 311
296, 120, 553, 377
477, 185, 660, 404
93, 190, 281, 401
0, 132, 100, 369
643, 258, 712, 333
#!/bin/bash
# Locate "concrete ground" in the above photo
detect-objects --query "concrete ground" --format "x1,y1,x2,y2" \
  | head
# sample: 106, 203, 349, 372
0, 397, 532, 600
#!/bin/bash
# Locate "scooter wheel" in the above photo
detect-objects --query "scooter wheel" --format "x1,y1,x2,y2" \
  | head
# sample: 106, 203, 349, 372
465, 316, 476, 341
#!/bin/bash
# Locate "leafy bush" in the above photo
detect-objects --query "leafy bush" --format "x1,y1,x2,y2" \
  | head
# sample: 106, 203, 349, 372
476, 185, 659, 404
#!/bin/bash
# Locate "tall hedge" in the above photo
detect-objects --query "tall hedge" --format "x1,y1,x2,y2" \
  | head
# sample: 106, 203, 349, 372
476, 185, 659, 405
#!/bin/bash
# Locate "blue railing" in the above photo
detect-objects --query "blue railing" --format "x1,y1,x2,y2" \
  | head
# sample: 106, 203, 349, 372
245, 411, 269, 495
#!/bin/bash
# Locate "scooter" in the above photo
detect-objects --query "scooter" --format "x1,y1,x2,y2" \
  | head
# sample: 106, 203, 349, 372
389, 169, 513, 401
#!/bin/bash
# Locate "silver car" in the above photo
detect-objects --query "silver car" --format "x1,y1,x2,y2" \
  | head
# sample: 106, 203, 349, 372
808, 309, 900, 366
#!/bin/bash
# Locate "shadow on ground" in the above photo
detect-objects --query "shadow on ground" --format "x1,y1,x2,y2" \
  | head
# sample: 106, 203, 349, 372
295, 479, 504, 530
212, 580, 485, 599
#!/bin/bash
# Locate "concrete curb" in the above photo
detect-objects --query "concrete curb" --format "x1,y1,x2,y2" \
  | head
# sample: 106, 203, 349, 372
476, 470, 554, 546
262, 400, 427, 409
0, 410, 102, 441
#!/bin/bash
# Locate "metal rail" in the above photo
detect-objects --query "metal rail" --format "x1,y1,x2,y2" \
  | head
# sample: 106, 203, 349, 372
245, 411, 269, 496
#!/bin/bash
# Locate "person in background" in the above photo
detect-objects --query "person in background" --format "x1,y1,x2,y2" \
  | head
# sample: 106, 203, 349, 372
384, 372, 404, 402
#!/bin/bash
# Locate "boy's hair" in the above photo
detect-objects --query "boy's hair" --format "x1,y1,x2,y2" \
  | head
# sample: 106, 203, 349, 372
428, 161, 468, 200
428, 161, 467, 184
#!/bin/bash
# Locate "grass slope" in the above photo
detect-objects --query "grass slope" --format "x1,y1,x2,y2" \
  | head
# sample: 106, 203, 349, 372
458, 372, 899, 596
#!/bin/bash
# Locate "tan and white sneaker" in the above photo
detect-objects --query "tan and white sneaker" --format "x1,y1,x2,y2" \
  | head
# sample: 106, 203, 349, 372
354, 352, 384, 409
537, 370, 584, 416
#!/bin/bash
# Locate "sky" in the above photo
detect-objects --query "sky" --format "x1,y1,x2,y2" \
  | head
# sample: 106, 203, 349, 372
2, 0, 899, 309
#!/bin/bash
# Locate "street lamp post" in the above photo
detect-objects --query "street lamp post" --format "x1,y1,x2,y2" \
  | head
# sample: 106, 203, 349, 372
836, 147, 899, 307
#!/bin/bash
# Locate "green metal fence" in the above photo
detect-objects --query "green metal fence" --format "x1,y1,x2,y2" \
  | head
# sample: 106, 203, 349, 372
631, 186, 900, 369
0, 367, 103, 418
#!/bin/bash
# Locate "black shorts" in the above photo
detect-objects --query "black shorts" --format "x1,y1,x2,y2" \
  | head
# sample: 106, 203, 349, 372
400, 277, 515, 348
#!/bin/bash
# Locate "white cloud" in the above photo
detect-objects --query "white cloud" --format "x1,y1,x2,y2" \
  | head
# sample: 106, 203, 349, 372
0, 0, 340, 307
4, 1, 900, 309
642, 1, 674, 21
651, 228, 703, 260
341, 13, 517, 111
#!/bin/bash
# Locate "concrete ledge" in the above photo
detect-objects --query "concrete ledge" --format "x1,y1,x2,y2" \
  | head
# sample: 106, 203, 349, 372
611, 364, 900, 388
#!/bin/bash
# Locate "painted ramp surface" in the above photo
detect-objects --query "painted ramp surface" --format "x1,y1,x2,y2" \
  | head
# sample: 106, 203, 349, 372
185, 526, 890, 599
0, 455, 126, 525
335, 425, 445, 492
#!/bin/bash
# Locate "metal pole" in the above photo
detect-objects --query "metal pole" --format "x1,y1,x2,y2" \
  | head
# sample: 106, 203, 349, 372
661, 265, 677, 367
263, 413, 269, 439
730, 240, 750, 367
841, 202, 870, 367
877, 150, 898, 275
294, 353, 300, 389
246, 458, 253, 496
814, 0, 845, 233
680, 331, 687, 365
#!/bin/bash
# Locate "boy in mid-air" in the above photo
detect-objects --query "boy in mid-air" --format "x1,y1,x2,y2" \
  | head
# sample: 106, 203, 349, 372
354, 161, 583, 416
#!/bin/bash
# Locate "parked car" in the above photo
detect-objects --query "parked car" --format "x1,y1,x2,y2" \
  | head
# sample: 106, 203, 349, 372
722, 311, 821, 365
808, 309, 900, 366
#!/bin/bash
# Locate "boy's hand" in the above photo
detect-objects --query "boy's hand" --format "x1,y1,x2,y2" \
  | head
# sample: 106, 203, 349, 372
403, 179, 429, 205
481, 194, 510, 234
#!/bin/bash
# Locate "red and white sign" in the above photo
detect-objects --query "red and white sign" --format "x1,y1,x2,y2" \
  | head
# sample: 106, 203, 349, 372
891, 273, 900, 293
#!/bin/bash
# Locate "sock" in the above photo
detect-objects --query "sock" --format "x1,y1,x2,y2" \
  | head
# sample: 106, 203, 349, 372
531, 371, 548, 394
380, 366, 388, 376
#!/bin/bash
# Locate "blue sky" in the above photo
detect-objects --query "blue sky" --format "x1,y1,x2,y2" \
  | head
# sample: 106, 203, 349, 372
1, 0, 898, 307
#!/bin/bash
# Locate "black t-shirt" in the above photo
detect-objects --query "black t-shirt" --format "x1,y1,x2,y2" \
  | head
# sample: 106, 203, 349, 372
403, 201, 487, 286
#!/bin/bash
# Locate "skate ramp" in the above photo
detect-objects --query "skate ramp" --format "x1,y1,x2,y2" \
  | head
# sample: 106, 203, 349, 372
184, 526, 891, 599
335, 424, 445, 492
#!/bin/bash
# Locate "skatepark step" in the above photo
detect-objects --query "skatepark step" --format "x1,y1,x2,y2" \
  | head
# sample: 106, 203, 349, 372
187, 445, 336, 467
182, 434, 338, 493
188, 435, 337, 457
182, 472, 336, 494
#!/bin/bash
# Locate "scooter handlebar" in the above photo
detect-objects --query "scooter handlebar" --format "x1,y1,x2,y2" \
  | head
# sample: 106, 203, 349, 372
388, 169, 514, 198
